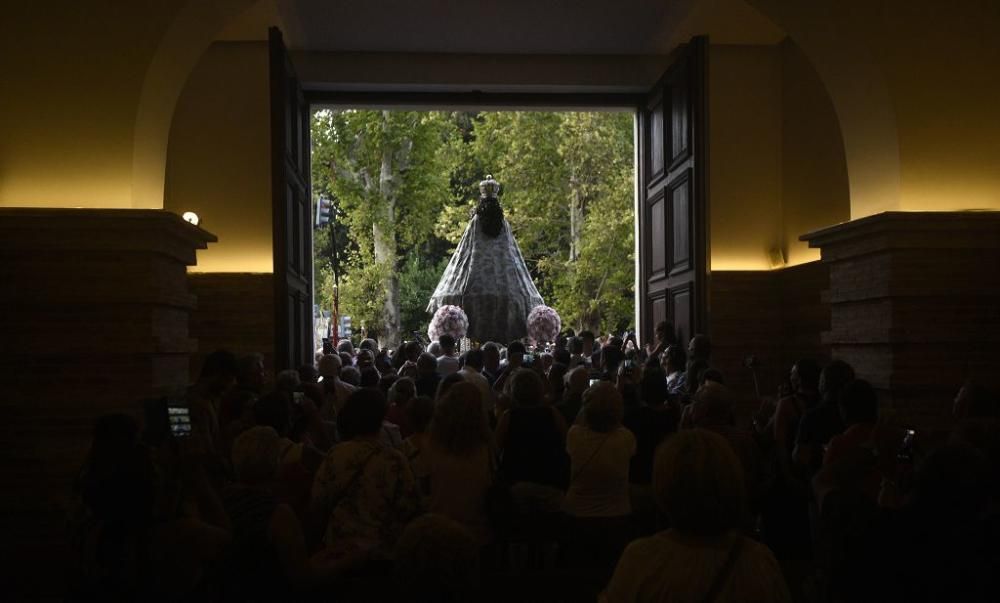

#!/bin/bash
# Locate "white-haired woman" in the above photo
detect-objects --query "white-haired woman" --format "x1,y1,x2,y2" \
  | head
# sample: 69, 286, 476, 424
426, 382, 494, 545
602, 429, 791, 602
222, 426, 360, 600
563, 382, 636, 578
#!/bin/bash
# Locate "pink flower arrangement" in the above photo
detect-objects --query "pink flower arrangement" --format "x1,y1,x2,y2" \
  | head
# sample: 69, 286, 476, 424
428, 304, 469, 341
527, 305, 561, 344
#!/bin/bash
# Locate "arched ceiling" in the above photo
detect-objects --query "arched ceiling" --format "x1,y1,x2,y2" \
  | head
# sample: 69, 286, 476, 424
218, 0, 786, 53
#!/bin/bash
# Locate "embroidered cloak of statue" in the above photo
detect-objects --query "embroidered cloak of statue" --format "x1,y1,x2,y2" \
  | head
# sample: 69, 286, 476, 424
426, 176, 544, 343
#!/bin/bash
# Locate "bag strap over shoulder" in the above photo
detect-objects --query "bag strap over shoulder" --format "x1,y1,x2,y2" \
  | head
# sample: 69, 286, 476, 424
334, 445, 380, 507
700, 535, 746, 603
569, 433, 611, 486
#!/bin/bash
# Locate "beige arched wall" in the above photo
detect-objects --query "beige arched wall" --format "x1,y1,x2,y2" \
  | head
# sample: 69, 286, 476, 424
860, 2, 1000, 212
746, 0, 901, 218
0, 2, 185, 208
164, 42, 273, 272
748, 0, 1000, 217
131, 0, 262, 209
0, 0, 261, 210
708, 39, 850, 270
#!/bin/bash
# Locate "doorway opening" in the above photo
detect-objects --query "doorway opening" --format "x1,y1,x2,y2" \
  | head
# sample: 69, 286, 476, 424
309, 108, 636, 352
270, 28, 707, 370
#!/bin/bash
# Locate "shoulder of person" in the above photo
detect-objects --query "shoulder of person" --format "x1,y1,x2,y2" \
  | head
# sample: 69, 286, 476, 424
380, 444, 410, 466
616, 425, 637, 441
566, 424, 584, 442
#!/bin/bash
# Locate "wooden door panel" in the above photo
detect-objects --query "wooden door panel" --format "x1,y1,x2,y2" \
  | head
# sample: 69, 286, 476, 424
648, 98, 665, 180
669, 283, 693, 346
637, 37, 708, 346
648, 193, 667, 278
271, 27, 313, 371
651, 294, 668, 332
670, 79, 690, 165
668, 170, 691, 274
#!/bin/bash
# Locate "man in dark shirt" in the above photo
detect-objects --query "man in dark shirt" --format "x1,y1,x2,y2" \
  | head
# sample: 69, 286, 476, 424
793, 359, 856, 476
481, 342, 501, 387
413, 352, 442, 398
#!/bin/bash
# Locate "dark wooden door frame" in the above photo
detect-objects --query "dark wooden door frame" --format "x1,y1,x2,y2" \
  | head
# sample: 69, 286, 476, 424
274, 43, 708, 354
270, 27, 314, 371
636, 37, 709, 346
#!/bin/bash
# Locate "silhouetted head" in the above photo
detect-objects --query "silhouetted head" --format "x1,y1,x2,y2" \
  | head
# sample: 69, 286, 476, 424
654, 429, 747, 537
582, 382, 624, 433
438, 334, 456, 356
688, 334, 711, 362
791, 358, 821, 393
838, 379, 878, 426
819, 359, 856, 405
464, 348, 484, 371
339, 388, 388, 440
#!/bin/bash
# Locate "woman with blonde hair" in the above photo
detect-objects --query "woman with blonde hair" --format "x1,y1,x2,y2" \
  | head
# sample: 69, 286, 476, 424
563, 382, 636, 578
427, 381, 494, 544
602, 429, 790, 602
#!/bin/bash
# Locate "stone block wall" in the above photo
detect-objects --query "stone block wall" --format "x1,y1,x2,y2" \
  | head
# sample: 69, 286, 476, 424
802, 211, 1000, 429
0, 208, 214, 598
187, 272, 275, 378
709, 261, 831, 400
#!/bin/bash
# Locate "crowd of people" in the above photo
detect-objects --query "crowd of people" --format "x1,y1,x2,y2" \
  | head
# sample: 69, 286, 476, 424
67, 324, 1000, 601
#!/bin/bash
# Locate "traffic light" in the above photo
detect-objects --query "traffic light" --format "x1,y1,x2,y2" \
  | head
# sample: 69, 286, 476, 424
315, 197, 333, 228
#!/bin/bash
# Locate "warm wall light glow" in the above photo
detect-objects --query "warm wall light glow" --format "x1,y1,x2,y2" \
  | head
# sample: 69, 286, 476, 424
710, 254, 773, 271
187, 251, 274, 274
181, 211, 200, 226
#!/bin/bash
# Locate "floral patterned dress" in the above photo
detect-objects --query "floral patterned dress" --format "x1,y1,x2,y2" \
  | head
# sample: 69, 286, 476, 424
310, 439, 421, 558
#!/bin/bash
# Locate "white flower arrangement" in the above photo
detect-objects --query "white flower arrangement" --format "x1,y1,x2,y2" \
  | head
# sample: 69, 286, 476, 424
527, 304, 561, 344
428, 304, 469, 341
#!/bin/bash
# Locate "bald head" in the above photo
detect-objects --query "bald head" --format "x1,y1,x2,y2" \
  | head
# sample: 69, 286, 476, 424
318, 353, 343, 379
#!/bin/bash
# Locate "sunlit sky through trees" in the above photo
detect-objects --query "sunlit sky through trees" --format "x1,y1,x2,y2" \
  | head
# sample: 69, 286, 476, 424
311, 109, 635, 346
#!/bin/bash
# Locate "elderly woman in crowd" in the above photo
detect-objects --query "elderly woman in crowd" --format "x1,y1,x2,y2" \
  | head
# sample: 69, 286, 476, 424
222, 426, 361, 600
602, 429, 791, 602
494, 369, 569, 513
563, 382, 637, 578
309, 388, 421, 560
426, 382, 494, 545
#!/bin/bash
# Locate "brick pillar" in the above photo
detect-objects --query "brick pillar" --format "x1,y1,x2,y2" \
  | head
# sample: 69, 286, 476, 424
0, 208, 215, 597
801, 212, 1000, 428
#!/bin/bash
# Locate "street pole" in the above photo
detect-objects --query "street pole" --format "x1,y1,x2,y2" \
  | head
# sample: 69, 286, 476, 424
330, 209, 340, 346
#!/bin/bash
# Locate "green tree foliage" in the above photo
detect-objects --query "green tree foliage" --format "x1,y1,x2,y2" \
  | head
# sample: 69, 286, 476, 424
312, 109, 634, 345
545, 112, 636, 333
311, 109, 453, 344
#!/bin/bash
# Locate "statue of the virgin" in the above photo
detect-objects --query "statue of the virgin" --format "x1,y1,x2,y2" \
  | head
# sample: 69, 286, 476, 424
426, 175, 544, 343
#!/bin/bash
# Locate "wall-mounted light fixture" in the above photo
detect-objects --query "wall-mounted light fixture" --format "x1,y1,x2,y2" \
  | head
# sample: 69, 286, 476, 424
181, 211, 200, 226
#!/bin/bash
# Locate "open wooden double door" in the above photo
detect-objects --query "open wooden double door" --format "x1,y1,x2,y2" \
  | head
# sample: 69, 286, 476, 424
636, 37, 709, 348
269, 29, 708, 369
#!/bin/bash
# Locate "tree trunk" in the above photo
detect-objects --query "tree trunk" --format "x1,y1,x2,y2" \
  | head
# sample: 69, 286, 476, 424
569, 172, 583, 261
374, 111, 401, 348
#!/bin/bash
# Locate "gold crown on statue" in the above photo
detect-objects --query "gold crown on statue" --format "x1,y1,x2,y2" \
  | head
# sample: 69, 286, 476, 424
479, 174, 501, 198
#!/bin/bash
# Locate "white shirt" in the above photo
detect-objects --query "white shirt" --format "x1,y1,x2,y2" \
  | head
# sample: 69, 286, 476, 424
564, 425, 636, 517
436, 354, 460, 376
319, 378, 357, 422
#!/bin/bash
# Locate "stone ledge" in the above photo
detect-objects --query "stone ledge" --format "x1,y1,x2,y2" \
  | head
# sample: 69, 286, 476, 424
801, 211, 1000, 249
0, 208, 217, 266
